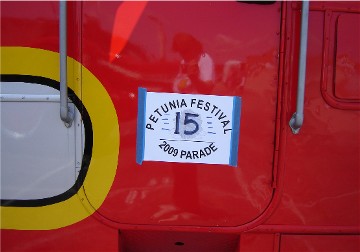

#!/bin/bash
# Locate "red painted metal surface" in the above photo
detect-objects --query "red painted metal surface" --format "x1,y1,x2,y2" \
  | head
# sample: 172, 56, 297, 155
319, 6, 360, 110
281, 235, 360, 252
119, 230, 239, 252
238, 234, 278, 252
334, 14, 360, 101
1, 1, 360, 251
82, 1, 280, 228
1, 217, 118, 251
266, 2, 360, 228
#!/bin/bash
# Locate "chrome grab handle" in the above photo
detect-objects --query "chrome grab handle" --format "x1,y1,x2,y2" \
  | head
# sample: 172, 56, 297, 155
60, 0, 74, 128
289, 1, 309, 134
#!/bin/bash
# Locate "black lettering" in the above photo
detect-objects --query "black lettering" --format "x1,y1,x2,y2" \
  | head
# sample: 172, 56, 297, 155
204, 147, 212, 155
154, 108, 162, 117
221, 120, 230, 128
224, 128, 232, 134
159, 141, 167, 148
197, 99, 204, 109
180, 99, 187, 108
191, 98, 196, 107
146, 123, 154, 130
209, 143, 218, 152
204, 102, 210, 111
161, 104, 169, 113
211, 105, 218, 113
218, 112, 226, 120
169, 100, 177, 110
149, 114, 158, 123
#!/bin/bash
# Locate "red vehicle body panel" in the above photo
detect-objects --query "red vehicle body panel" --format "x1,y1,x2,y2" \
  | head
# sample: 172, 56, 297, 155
82, 1, 279, 227
1, 1, 359, 251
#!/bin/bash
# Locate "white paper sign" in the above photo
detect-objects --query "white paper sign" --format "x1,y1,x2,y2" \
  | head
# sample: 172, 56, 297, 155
136, 88, 241, 166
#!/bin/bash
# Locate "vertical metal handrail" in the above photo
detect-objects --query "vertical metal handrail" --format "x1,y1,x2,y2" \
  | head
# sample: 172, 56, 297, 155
60, 0, 74, 127
289, 0, 309, 134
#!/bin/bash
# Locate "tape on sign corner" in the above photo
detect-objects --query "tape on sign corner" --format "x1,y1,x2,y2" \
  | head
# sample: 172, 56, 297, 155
136, 87, 147, 165
229, 96, 242, 167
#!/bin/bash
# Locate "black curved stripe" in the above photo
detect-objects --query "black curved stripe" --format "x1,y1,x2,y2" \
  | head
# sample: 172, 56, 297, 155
0, 74, 93, 207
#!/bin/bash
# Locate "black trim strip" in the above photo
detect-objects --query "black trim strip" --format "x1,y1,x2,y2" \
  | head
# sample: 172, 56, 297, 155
0, 74, 93, 207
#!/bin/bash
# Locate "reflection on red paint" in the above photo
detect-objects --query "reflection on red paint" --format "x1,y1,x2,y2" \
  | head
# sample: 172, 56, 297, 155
109, 1, 148, 62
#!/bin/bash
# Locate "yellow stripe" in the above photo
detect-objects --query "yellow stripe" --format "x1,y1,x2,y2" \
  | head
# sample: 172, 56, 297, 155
1, 47, 119, 230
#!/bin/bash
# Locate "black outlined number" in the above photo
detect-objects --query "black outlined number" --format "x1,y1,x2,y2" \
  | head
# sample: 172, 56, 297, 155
174, 112, 199, 135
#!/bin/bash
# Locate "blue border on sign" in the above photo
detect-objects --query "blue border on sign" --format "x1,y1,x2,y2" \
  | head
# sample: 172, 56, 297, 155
136, 87, 147, 165
229, 96, 242, 167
